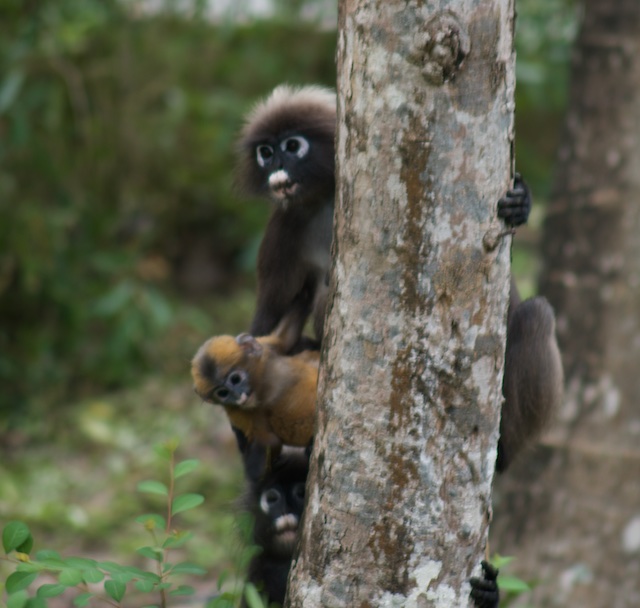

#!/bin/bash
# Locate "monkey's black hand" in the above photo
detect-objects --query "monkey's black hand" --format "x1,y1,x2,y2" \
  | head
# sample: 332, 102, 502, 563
497, 172, 531, 228
470, 560, 500, 608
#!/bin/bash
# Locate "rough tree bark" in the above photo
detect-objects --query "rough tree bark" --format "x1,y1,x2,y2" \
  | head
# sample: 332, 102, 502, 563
491, 1, 640, 606
286, 1, 516, 606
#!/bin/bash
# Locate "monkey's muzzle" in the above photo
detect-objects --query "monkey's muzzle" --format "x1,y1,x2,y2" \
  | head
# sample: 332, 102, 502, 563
273, 513, 299, 553
268, 170, 299, 200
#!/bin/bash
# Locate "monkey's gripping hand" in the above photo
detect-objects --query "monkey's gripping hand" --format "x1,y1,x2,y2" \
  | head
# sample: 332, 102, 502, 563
497, 172, 531, 228
470, 561, 500, 608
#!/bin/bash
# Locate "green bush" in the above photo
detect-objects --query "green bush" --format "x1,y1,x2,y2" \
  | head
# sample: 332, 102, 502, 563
1, 440, 264, 608
0, 0, 336, 422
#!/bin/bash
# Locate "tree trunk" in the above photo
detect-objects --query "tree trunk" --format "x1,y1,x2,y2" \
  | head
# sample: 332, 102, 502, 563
286, 1, 516, 606
491, 1, 640, 606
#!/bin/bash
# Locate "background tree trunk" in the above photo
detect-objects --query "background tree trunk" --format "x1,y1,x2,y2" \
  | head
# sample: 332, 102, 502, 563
491, 1, 640, 606
286, 1, 516, 606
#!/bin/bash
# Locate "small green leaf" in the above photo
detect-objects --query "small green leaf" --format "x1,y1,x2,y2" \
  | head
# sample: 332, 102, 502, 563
81, 569, 104, 584
153, 439, 180, 461
111, 571, 135, 584
235, 512, 255, 543
64, 558, 98, 570
207, 597, 234, 608
59, 569, 84, 586
216, 570, 229, 591
497, 575, 531, 593
238, 545, 262, 570
137, 481, 169, 496
171, 493, 204, 515
136, 546, 163, 562
126, 568, 160, 583
38, 557, 66, 570
174, 459, 200, 479
25, 597, 47, 608
153, 444, 173, 460
135, 514, 166, 530
36, 584, 67, 598
170, 585, 195, 597
15, 563, 40, 573
134, 580, 155, 593
169, 562, 207, 576
35, 550, 61, 561
6, 572, 38, 594
490, 554, 515, 569
162, 532, 193, 549
7, 590, 28, 608
104, 579, 126, 602
98, 561, 126, 574
17, 535, 34, 555
244, 583, 266, 608
73, 592, 93, 607
3, 522, 31, 554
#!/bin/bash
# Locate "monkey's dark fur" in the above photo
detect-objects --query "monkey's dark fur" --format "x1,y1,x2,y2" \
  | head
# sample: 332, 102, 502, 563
496, 174, 564, 471
470, 561, 500, 608
237, 85, 336, 343
237, 83, 562, 474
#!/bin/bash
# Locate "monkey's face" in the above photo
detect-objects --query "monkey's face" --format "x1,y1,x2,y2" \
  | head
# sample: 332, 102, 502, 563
250, 131, 335, 208
206, 367, 254, 408
237, 85, 336, 209
191, 336, 259, 410
258, 482, 305, 557
251, 453, 308, 558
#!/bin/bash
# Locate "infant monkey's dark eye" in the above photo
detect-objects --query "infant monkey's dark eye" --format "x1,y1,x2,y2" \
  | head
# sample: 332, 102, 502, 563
215, 388, 229, 399
229, 372, 243, 385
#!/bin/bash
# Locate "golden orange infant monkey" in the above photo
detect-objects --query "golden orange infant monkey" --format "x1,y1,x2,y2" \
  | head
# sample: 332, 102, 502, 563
191, 315, 319, 450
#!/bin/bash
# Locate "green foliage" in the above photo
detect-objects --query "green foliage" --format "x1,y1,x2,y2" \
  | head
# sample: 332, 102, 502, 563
0, 1, 336, 422
201, 509, 271, 608
0, 440, 264, 607
491, 554, 536, 607
1, 437, 269, 607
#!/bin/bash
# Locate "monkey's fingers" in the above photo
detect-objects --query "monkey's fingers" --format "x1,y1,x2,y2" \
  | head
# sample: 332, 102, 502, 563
497, 192, 530, 227
497, 172, 531, 228
469, 585, 500, 608
470, 561, 500, 608
480, 560, 499, 581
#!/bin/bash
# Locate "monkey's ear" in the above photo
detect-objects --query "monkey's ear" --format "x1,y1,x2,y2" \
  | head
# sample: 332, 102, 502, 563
236, 333, 264, 357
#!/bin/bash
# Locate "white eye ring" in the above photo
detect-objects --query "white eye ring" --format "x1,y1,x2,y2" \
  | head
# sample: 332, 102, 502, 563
260, 488, 281, 513
256, 144, 274, 168
280, 136, 309, 159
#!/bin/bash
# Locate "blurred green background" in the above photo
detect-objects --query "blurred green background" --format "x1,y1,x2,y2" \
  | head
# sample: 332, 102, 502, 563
0, 0, 577, 600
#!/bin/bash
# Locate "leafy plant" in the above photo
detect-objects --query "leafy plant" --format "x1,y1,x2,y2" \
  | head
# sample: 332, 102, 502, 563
491, 554, 535, 607
205, 511, 269, 608
1, 441, 209, 607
